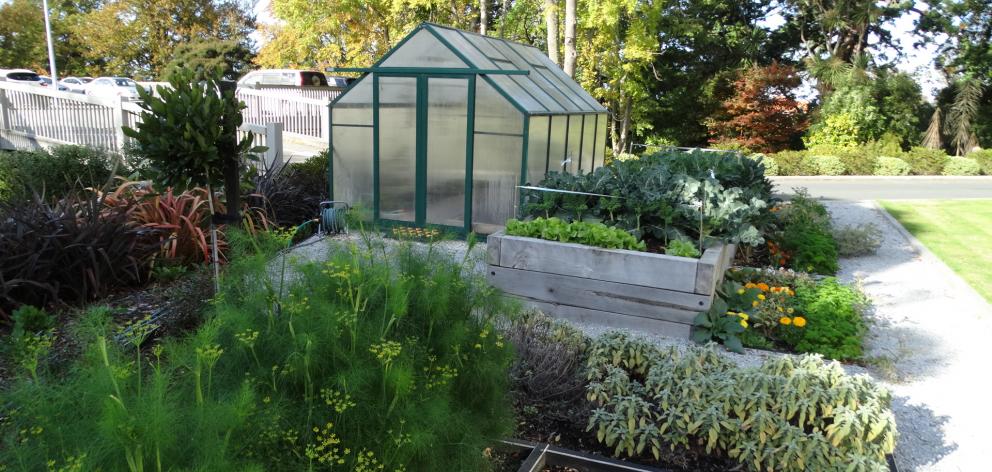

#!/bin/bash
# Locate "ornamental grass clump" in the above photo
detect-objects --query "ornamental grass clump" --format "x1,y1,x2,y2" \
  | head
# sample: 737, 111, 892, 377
586, 333, 897, 472
0, 236, 515, 470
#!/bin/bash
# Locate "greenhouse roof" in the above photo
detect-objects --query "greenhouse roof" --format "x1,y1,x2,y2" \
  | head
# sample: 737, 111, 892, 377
370, 23, 607, 115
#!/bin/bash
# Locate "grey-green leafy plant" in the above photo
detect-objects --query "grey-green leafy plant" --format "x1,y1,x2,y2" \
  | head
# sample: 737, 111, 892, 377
586, 333, 897, 472
832, 223, 882, 257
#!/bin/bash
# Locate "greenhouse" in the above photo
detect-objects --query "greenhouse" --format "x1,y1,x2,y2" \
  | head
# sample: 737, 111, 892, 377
329, 22, 608, 234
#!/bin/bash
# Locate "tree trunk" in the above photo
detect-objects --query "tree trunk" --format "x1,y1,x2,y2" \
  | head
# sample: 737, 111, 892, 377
563, 0, 576, 76
223, 156, 241, 226
544, 0, 559, 65
499, 0, 511, 37
480, 0, 489, 35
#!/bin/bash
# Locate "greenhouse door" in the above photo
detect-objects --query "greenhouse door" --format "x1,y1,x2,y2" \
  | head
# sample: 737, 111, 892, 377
377, 75, 470, 230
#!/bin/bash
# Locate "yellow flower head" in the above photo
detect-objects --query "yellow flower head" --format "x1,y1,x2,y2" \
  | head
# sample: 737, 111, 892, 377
779, 316, 792, 325
787, 307, 795, 314
757, 294, 766, 300
737, 288, 745, 295
744, 282, 756, 289
752, 300, 760, 308
793, 317, 806, 327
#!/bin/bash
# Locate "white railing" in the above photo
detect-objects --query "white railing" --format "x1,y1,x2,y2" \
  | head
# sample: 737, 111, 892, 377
247, 85, 343, 101
0, 81, 288, 165
236, 88, 330, 140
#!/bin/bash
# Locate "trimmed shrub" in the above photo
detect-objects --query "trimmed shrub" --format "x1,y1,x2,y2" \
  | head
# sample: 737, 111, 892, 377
0, 146, 122, 202
903, 147, 949, 175
586, 333, 896, 471
942, 156, 981, 176
812, 155, 846, 175
874, 156, 911, 176
769, 150, 817, 175
966, 149, 992, 174
749, 153, 778, 176
773, 189, 838, 275
807, 144, 877, 175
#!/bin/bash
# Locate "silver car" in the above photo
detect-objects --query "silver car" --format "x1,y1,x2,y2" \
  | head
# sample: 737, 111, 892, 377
0, 69, 44, 86
86, 77, 141, 100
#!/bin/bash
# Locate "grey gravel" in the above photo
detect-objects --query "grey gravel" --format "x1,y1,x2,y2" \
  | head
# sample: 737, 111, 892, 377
826, 200, 992, 472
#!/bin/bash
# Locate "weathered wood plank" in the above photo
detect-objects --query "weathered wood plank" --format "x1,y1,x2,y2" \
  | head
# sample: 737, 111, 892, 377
516, 297, 693, 339
486, 233, 501, 266
694, 246, 723, 294
488, 266, 709, 323
495, 234, 700, 292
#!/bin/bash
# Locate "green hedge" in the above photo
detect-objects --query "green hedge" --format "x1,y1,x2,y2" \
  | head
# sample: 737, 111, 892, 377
763, 145, 992, 176
0, 146, 123, 202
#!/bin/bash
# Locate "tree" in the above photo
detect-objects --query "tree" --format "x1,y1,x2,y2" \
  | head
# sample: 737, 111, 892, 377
257, 0, 478, 70
562, 0, 576, 76
947, 77, 983, 155
706, 63, 809, 153
543, 0, 559, 65
124, 71, 259, 288
782, 0, 909, 91
162, 38, 255, 81
0, 0, 46, 71
71, 0, 254, 79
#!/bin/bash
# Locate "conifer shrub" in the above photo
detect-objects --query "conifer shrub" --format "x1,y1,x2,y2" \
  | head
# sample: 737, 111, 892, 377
0, 236, 515, 470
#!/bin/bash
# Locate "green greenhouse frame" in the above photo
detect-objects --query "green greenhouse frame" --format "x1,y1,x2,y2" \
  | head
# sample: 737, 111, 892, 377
328, 23, 608, 234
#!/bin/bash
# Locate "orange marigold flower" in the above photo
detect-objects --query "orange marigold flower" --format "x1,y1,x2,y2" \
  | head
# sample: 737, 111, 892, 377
757, 283, 769, 292
779, 317, 792, 325
793, 317, 806, 327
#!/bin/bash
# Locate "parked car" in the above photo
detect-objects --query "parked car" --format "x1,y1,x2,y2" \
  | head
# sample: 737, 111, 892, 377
237, 69, 330, 88
86, 77, 140, 100
0, 69, 44, 86
39, 77, 70, 91
60, 76, 93, 93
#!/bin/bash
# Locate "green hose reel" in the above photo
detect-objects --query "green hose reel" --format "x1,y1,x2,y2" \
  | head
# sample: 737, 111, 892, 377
319, 201, 350, 235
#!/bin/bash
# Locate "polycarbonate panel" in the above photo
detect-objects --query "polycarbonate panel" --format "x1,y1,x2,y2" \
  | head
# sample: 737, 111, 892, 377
380, 29, 467, 68
332, 76, 372, 125
465, 34, 509, 61
523, 71, 572, 112
332, 126, 373, 207
548, 115, 568, 173
377, 77, 417, 222
487, 75, 544, 113
526, 116, 550, 184
512, 76, 563, 113
595, 113, 608, 169
517, 44, 606, 111
581, 114, 596, 172
475, 78, 524, 134
426, 78, 469, 227
565, 115, 583, 174
431, 28, 497, 69
489, 40, 531, 70
534, 68, 584, 111
472, 133, 522, 233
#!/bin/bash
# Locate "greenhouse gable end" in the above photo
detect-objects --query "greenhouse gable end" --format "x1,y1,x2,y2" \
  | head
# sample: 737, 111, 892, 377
329, 22, 608, 234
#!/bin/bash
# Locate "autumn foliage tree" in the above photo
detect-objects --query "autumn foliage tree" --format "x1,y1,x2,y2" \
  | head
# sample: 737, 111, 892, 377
706, 63, 810, 153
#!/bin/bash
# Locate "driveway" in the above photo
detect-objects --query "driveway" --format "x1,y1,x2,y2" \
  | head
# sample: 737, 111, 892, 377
771, 176, 992, 200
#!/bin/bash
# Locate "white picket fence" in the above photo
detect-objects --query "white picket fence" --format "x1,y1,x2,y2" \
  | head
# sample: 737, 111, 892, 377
0, 80, 333, 168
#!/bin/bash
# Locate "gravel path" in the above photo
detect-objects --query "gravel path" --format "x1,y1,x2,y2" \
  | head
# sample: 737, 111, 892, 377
826, 200, 992, 472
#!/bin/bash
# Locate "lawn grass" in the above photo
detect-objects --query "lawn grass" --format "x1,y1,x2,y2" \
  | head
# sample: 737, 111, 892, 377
881, 199, 992, 302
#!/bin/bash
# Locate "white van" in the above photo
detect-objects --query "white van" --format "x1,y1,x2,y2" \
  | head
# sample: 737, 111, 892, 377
238, 69, 330, 88
0, 69, 44, 86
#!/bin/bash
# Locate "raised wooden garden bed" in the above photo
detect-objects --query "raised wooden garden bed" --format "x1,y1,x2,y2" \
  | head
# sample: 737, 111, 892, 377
486, 232, 735, 338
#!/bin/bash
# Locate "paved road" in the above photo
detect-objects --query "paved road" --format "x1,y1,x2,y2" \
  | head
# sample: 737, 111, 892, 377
771, 176, 992, 200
